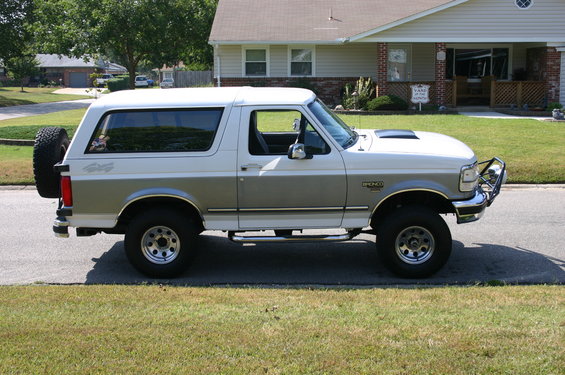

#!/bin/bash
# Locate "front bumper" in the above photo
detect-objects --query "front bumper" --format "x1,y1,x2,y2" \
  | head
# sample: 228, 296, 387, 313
452, 157, 506, 224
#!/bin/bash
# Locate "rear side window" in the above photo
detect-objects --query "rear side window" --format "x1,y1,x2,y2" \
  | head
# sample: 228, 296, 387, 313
87, 108, 223, 153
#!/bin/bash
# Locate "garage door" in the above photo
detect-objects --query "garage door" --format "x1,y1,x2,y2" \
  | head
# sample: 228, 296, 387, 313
69, 72, 88, 88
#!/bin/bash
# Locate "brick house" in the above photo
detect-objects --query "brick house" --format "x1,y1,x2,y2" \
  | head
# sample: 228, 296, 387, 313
209, 0, 565, 108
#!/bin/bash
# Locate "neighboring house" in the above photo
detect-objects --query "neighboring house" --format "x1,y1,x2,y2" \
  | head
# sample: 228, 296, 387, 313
209, 0, 565, 107
34, 54, 126, 88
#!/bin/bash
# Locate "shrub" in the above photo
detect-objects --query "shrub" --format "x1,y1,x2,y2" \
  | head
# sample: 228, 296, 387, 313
107, 76, 129, 92
366, 95, 409, 111
342, 77, 375, 110
288, 77, 317, 94
547, 102, 563, 110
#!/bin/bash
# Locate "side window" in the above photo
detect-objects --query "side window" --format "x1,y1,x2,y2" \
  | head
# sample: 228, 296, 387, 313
249, 109, 329, 156
86, 108, 223, 153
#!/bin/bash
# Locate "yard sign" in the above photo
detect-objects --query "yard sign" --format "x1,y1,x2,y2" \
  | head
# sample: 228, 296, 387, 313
410, 84, 430, 111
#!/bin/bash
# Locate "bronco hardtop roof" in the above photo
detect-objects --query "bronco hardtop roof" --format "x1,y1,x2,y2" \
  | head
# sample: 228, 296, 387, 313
91, 87, 316, 110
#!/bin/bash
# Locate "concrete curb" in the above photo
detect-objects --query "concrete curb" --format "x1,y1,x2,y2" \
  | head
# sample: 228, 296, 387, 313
0, 138, 34, 146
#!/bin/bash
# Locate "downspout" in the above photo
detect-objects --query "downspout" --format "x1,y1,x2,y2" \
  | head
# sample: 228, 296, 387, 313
214, 44, 221, 87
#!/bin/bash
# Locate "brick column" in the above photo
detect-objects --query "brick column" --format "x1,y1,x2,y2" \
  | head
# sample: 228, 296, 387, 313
545, 47, 561, 104
435, 42, 447, 106
376, 42, 388, 97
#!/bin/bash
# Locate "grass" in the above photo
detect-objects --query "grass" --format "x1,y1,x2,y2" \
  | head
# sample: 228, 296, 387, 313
0, 145, 33, 184
0, 87, 90, 107
0, 111, 563, 184
0, 285, 562, 374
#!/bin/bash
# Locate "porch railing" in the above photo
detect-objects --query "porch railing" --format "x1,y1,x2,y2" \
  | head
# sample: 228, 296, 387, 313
387, 80, 545, 107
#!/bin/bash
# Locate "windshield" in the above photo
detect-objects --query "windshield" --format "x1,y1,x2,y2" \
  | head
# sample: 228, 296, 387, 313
308, 99, 357, 148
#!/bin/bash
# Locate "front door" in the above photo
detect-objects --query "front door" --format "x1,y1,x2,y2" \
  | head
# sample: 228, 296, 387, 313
237, 106, 347, 229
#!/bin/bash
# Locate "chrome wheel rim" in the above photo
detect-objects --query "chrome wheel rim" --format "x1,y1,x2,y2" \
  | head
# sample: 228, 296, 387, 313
141, 226, 180, 265
395, 226, 435, 265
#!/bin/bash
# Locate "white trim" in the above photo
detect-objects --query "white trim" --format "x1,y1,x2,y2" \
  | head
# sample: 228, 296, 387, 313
242, 45, 270, 77
348, 0, 469, 42
287, 45, 316, 77
211, 40, 345, 46
358, 37, 565, 43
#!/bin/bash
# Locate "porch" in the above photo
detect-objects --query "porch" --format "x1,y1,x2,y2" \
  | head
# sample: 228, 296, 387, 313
387, 80, 546, 108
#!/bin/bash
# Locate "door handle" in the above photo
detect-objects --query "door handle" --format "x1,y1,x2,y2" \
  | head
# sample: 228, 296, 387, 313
241, 163, 263, 170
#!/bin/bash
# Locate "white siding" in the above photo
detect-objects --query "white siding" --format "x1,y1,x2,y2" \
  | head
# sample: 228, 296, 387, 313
316, 44, 376, 77
270, 45, 287, 76
216, 45, 242, 77
411, 43, 435, 81
561, 52, 565, 107
361, 0, 565, 42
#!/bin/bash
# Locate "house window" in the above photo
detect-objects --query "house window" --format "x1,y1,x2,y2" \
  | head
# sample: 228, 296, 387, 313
290, 48, 313, 76
447, 48, 509, 80
245, 49, 267, 76
388, 46, 411, 81
515, 0, 532, 9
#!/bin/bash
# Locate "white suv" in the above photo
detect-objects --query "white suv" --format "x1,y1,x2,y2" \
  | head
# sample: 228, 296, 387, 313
33, 87, 506, 278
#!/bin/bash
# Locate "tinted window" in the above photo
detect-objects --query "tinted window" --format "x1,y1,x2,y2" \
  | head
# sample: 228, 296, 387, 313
87, 108, 223, 153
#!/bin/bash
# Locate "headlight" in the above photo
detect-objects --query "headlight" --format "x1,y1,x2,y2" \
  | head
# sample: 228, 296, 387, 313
460, 163, 479, 192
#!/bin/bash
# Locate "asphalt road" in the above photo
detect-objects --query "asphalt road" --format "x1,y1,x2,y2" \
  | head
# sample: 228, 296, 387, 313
0, 187, 563, 286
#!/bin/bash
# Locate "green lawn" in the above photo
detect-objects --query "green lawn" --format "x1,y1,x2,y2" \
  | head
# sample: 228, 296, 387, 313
0, 87, 91, 107
0, 111, 563, 184
0, 285, 562, 375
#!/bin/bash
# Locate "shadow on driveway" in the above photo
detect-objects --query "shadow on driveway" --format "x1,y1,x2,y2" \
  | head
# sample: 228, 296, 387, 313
85, 234, 565, 286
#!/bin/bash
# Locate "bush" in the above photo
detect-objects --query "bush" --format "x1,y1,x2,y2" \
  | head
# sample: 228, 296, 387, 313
107, 76, 129, 92
288, 77, 317, 94
341, 77, 375, 110
366, 95, 409, 111
547, 102, 563, 110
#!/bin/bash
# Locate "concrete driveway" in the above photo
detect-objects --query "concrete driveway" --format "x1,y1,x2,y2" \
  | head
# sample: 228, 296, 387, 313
0, 98, 95, 121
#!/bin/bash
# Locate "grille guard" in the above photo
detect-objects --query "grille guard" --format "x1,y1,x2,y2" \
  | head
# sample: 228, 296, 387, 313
477, 157, 506, 206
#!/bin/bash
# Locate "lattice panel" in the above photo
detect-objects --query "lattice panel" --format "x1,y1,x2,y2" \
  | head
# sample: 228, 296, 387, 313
388, 83, 410, 101
521, 82, 545, 106
494, 82, 517, 105
444, 81, 454, 106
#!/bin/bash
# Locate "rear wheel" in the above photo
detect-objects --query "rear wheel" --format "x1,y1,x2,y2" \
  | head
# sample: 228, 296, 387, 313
33, 127, 69, 198
125, 208, 198, 278
376, 206, 452, 278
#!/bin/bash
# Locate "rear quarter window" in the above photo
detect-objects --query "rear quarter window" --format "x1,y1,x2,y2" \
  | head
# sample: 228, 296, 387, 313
86, 108, 223, 153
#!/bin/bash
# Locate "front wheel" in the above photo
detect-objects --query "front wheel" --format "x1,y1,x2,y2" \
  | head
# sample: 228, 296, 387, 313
376, 206, 452, 278
125, 209, 198, 278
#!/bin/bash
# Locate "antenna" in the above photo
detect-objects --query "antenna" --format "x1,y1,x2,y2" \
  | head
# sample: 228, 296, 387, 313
328, 8, 333, 21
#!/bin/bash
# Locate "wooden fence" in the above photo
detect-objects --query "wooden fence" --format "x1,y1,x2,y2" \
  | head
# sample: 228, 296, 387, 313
173, 71, 213, 88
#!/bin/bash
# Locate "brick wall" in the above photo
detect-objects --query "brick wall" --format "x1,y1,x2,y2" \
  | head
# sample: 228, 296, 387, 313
435, 43, 447, 106
219, 77, 358, 106
545, 47, 561, 103
376, 43, 388, 97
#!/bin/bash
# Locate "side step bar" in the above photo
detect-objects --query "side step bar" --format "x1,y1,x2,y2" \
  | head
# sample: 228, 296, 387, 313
228, 229, 362, 244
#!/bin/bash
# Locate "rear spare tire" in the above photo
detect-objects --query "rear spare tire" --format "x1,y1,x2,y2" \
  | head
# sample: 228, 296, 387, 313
33, 127, 70, 198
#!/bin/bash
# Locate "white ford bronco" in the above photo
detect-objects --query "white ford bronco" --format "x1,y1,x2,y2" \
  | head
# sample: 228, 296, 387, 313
33, 87, 506, 278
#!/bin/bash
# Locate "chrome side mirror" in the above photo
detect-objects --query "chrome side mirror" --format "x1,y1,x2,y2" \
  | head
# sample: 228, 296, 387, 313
288, 143, 311, 160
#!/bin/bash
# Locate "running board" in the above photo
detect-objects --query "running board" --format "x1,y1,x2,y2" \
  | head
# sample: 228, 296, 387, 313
228, 230, 361, 244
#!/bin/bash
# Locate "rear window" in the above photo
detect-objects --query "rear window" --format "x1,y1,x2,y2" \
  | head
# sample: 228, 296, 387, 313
86, 108, 223, 153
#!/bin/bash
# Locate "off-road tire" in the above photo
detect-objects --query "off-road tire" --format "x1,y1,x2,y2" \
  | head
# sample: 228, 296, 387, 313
376, 206, 452, 278
125, 208, 198, 278
33, 127, 70, 198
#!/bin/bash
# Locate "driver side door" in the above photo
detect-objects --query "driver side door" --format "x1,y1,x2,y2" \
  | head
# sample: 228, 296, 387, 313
237, 106, 347, 229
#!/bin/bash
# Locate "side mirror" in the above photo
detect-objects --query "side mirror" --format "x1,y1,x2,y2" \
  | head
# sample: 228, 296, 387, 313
287, 143, 312, 160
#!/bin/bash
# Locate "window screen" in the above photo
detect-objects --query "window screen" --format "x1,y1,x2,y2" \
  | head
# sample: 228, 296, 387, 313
87, 108, 223, 153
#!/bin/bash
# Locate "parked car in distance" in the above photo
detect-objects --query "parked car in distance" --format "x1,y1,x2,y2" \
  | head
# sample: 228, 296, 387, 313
96, 74, 114, 87
147, 78, 154, 87
160, 78, 174, 89
134, 75, 149, 87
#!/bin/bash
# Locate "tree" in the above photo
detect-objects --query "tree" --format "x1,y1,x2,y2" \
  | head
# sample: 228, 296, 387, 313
6, 55, 39, 92
33, 0, 217, 89
0, 0, 34, 61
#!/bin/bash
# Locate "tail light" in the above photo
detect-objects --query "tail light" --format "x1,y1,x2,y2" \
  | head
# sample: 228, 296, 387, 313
61, 176, 73, 206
